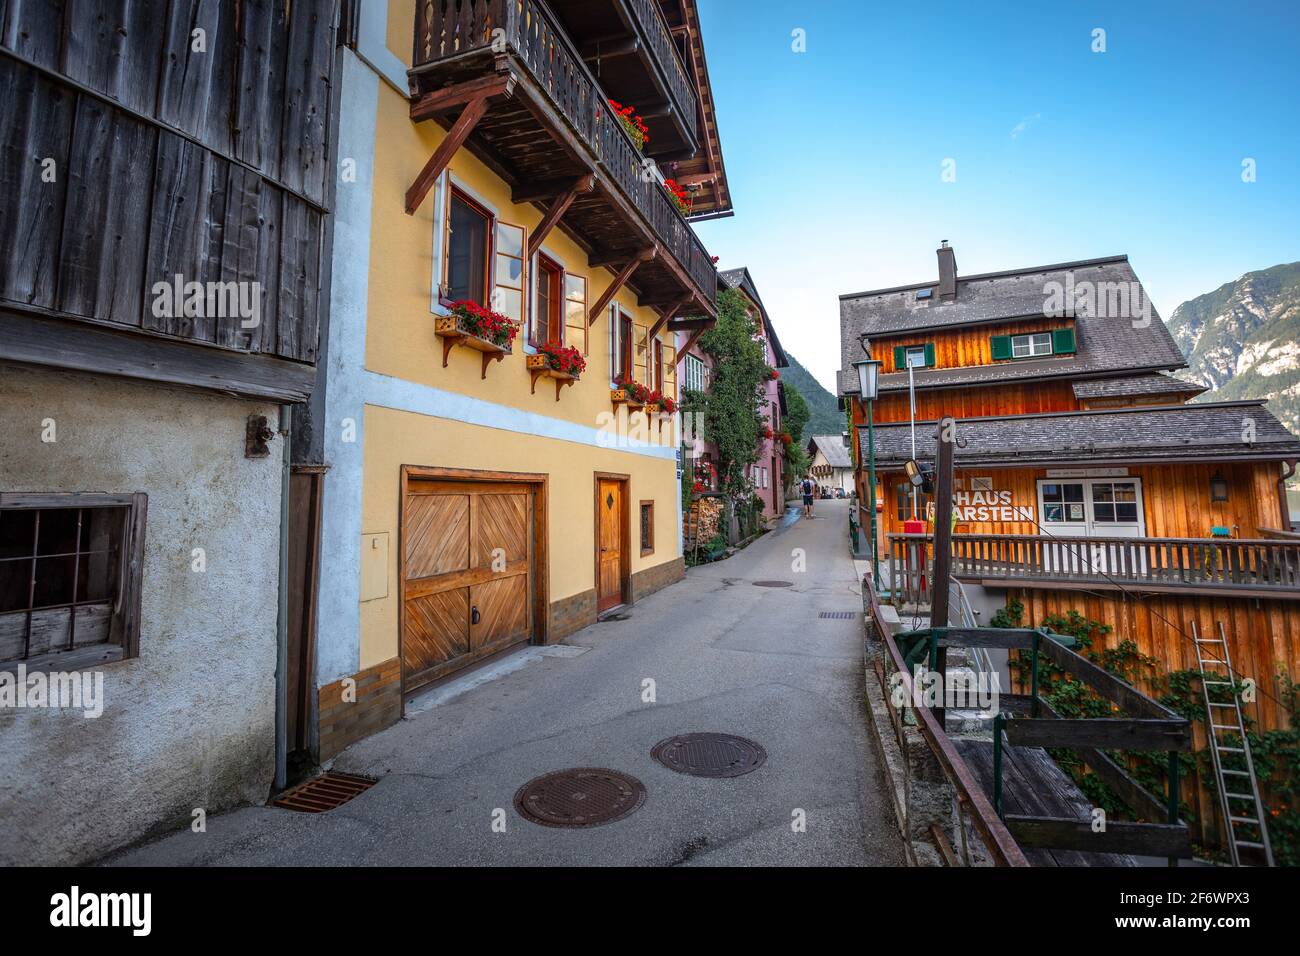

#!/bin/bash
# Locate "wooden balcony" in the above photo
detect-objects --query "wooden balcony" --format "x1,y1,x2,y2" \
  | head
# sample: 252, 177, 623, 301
887, 533, 1300, 604
411, 0, 717, 317
547, 0, 699, 156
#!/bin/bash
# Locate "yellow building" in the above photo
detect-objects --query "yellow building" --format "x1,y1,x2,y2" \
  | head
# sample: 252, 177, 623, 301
309, 0, 730, 757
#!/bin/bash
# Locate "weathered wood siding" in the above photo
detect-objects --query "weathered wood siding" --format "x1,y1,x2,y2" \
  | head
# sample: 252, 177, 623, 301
0, 0, 335, 365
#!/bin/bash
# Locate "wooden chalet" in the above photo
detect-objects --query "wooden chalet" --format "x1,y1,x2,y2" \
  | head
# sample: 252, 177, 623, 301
841, 244, 1300, 853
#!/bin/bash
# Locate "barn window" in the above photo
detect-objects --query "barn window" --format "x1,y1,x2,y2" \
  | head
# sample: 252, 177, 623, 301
1010, 332, 1053, 358
0, 494, 146, 670
640, 501, 655, 556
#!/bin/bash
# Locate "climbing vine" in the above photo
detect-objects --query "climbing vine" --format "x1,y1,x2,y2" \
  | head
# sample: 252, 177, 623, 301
994, 599, 1299, 864
694, 287, 769, 497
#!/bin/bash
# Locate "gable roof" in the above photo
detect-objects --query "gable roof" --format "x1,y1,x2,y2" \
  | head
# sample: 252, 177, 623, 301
862, 401, 1300, 469
838, 255, 1187, 395
720, 267, 788, 367
807, 435, 852, 469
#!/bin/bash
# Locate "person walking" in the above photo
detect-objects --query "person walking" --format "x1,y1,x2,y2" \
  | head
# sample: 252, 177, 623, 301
801, 475, 816, 518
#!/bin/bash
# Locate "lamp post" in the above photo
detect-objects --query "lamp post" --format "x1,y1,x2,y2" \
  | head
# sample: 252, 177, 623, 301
853, 358, 882, 588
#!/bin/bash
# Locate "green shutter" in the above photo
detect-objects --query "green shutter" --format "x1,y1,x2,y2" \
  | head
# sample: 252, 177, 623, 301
923, 342, 936, 367
990, 335, 1012, 360
893, 346, 906, 371
1052, 327, 1077, 355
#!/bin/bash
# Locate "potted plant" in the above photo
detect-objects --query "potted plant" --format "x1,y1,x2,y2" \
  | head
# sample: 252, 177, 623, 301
527, 343, 586, 400
608, 99, 649, 152
663, 178, 692, 216
435, 300, 518, 377
613, 374, 652, 409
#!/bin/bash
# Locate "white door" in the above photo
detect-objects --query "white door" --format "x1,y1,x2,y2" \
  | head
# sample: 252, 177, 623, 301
1037, 478, 1145, 574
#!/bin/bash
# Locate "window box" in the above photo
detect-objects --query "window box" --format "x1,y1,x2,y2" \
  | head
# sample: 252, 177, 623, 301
610, 387, 643, 410
526, 350, 583, 401
435, 314, 515, 379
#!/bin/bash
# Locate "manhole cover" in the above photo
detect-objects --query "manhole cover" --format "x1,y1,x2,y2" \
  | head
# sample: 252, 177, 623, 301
514, 768, 646, 828
752, 580, 793, 588
272, 772, 377, 812
651, 733, 767, 778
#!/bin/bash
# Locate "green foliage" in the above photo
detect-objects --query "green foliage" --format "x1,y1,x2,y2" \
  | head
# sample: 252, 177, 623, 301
695, 288, 769, 496
991, 599, 1299, 862
780, 351, 843, 435
781, 385, 812, 483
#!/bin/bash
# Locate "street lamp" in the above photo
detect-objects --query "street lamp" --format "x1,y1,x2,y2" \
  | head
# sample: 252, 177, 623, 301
853, 359, 883, 588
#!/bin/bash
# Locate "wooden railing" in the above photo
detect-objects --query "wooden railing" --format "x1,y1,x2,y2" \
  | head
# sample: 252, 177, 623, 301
887, 533, 1300, 605
413, 0, 717, 305
624, 0, 698, 142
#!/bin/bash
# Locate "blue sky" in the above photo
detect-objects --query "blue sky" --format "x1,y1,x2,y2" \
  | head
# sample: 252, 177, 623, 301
692, 0, 1300, 391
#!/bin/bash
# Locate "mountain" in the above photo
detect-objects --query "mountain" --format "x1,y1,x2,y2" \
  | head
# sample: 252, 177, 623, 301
1167, 261, 1300, 432
781, 352, 843, 437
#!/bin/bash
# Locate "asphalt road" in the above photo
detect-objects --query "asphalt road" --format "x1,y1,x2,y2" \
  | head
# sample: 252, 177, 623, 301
110, 499, 905, 866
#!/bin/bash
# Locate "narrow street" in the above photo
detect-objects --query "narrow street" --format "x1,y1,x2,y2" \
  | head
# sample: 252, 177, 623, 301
112, 500, 903, 867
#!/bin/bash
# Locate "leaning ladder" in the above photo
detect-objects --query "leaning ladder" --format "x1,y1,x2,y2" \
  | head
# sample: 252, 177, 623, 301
1192, 620, 1274, 867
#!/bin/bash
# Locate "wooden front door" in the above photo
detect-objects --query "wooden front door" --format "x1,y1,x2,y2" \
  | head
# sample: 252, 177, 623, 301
596, 477, 625, 612
402, 480, 534, 693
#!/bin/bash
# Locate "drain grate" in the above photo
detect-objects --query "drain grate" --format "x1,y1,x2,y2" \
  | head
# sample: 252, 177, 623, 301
514, 768, 646, 828
819, 611, 858, 620
752, 580, 793, 588
272, 772, 377, 812
651, 733, 767, 778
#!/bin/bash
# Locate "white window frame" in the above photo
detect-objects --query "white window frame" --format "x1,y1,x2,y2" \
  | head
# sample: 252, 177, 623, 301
431, 174, 503, 318
1011, 332, 1053, 358
904, 346, 928, 368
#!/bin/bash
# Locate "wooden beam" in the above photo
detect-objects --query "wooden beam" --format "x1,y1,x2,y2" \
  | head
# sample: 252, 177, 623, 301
1039, 637, 1183, 721
666, 317, 712, 332
405, 96, 491, 215
580, 36, 640, 59
1004, 717, 1191, 752
675, 328, 705, 366
528, 174, 596, 258
1005, 815, 1192, 858
512, 176, 595, 205
0, 309, 316, 403
409, 73, 515, 122
647, 295, 692, 340
588, 247, 657, 326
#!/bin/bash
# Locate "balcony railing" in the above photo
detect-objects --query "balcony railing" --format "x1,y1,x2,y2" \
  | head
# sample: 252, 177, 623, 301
886, 533, 1300, 606
413, 0, 717, 306
624, 0, 698, 142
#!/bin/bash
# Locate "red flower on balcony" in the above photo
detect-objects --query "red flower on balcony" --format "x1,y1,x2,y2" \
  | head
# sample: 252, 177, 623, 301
538, 342, 586, 376
449, 300, 518, 349
768, 368, 780, 381
608, 99, 650, 152
663, 178, 693, 216
761, 425, 775, 440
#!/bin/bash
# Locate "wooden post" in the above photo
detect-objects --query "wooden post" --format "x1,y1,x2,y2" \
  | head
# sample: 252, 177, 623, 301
527, 174, 596, 258
930, 416, 958, 726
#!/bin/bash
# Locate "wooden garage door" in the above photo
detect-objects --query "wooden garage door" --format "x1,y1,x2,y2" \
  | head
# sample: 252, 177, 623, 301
402, 481, 533, 692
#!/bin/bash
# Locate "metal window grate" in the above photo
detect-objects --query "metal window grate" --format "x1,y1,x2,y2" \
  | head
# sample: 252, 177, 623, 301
819, 611, 858, 620
272, 772, 378, 812
0, 505, 126, 663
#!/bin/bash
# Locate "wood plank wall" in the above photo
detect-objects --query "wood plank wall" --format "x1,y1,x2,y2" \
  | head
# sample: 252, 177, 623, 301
870, 381, 1080, 424
1014, 587, 1299, 842
877, 463, 1284, 539
873, 316, 1069, 373
0, 0, 335, 364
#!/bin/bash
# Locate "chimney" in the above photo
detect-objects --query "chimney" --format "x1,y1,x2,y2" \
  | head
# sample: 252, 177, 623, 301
937, 240, 957, 299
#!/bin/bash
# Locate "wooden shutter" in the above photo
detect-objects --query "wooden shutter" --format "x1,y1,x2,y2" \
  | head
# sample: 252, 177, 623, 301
892, 345, 906, 371
990, 335, 1013, 360
923, 342, 936, 367
1051, 327, 1077, 355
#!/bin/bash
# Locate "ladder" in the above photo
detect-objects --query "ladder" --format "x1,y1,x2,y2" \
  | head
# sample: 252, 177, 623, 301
1192, 621, 1274, 867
